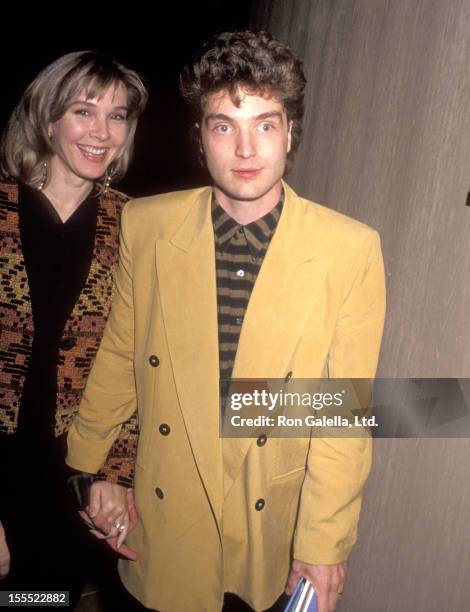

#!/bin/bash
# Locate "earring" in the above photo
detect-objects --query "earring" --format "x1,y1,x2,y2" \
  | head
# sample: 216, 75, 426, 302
103, 167, 112, 194
37, 161, 48, 191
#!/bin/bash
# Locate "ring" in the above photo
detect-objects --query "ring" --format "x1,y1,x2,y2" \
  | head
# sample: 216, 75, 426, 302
113, 521, 125, 532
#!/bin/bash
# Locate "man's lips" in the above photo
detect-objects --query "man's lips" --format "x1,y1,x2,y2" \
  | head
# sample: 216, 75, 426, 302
232, 168, 262, 179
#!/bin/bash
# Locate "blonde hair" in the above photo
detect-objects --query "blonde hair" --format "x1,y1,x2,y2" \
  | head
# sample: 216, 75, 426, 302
0, 51, 148, 187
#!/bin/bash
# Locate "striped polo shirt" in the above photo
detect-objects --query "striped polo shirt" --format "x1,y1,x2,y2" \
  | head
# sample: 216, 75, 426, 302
212, 195, 283, 388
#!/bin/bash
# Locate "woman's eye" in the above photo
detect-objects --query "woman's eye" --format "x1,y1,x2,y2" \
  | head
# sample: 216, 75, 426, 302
74, 108, 90, 117
112, 113, 128, 121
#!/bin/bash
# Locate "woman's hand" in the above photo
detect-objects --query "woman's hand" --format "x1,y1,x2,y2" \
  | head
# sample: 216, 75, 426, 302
0, 520, 10, 579
79, 483, 138, 560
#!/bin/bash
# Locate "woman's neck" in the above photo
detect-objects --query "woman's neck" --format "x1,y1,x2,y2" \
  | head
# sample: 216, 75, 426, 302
41, 160, 94, 223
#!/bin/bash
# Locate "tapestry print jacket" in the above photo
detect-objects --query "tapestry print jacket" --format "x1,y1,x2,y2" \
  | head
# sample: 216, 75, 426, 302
0, 178, 138, 486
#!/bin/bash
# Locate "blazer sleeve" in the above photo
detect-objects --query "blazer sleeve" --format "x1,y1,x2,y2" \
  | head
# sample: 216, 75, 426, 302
66, 204, 138, 474
293, 230, 386, 564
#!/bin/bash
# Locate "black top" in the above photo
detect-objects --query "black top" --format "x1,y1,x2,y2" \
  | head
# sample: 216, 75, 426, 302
17, 183, 98, 442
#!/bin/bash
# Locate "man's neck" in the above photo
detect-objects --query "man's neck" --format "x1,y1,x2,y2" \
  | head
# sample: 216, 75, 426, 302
214, 184, 282, 225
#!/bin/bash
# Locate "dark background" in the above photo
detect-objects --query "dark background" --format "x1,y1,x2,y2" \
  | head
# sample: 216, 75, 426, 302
3, 2, 470, 610
0, 2, 255, 197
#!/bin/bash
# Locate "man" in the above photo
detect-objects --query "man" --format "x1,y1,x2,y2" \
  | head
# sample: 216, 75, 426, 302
67, 31, 385, 612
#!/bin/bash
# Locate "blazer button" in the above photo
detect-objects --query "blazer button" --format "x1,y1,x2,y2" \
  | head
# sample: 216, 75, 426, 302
155, 487, 164, 500
284, 371, 293, 382
59, 337, 77, 351
149, 355, 160, 367
255, 498, 265, 511
159, 423, 170, 436
257, 434, 267, 447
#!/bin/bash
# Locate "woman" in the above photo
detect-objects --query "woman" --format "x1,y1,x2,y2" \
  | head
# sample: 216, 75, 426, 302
0, 51, 147, 606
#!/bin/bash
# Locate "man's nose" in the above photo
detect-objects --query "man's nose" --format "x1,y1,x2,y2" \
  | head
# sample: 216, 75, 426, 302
235, 129, 256, 158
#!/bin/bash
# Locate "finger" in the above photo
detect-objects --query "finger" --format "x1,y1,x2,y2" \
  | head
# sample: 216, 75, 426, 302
0, 556, 10, 580
339, 562, 347, 592
285, 569, 301, 596
105, 538, 138, 561
105, 512, 128, 547
108, 511, 128, 541
89, 529, 110, 540
316, 588, 331, 612
88, 484, 102, 518
328, 589, 340, 612
78, 510, 94, 528
116, 513, 130, 549
89, 511, 115, 536
127, 489, 139, 527
90, 513, 125, 541
105, 506, 127, 527
89, 529, 123, 541
116, 543, 138, 561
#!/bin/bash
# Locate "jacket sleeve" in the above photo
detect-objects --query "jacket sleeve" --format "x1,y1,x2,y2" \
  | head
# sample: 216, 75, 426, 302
94, 409, 139, 487
66, 204, 138, 475
293, 230, 386, 564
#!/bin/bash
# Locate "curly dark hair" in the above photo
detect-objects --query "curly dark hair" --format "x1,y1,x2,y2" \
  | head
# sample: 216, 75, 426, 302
180, 30, 306, 157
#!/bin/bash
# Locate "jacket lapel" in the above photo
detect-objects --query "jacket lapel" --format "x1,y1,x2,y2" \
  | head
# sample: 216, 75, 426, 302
224, 183, 330, 486
155, 189, 223, 520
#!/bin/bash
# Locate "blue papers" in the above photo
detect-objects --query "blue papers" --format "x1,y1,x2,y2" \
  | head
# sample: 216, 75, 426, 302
284, 577, 318, 612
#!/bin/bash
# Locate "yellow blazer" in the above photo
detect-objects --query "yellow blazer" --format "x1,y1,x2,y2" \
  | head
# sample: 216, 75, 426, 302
67, 182, 385, 612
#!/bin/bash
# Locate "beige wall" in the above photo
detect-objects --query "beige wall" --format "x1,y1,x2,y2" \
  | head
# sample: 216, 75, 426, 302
252, 1, 470, 610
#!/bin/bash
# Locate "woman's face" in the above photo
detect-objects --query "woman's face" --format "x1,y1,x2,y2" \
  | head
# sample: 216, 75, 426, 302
48, 81, 129, 183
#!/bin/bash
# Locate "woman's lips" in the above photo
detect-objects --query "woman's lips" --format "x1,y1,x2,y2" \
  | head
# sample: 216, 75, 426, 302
77, 144, 108, 163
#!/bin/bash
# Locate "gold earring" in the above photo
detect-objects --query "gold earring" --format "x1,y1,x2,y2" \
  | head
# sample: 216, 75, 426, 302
103, 168, 112, 194
37, 161, 48, 191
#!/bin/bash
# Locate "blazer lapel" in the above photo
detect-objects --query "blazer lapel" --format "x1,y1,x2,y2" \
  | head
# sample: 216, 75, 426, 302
224, 184, 330, 486
155, 189, 223, 521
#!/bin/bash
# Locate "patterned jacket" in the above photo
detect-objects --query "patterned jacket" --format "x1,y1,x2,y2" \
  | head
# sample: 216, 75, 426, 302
0, 177, 138, 486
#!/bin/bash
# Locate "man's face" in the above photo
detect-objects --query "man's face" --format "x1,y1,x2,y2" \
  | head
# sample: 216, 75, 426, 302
199, 88, 292, 208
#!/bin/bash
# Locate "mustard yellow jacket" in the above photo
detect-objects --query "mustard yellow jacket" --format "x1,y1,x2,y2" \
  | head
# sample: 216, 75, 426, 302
67, 182, 386, 611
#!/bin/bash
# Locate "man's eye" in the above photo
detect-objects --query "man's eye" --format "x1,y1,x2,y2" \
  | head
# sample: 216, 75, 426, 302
214, 124, 231, 133
259, 123, 274, 132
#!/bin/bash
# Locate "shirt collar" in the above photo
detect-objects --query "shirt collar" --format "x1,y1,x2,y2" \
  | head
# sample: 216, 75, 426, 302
212, 191, 284, 253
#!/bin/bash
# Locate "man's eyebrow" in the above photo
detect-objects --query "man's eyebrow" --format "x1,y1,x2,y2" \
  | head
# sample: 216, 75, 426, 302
204, 111, 284, 123
204, 113, 232, 123
255, 111, 284, 121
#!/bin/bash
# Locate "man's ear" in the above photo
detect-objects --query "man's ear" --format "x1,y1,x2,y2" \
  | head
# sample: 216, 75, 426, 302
194, 122, 203, 153
287, 120, 293, 153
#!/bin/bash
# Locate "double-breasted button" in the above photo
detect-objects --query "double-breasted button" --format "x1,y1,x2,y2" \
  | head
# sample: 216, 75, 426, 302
59, 337, 77, 351
257, 434, 267, 447
155, 487, 164, 500
255, 498, 265, 511
159, 423, 170, 436
284, 371, 293, 383
149, 355, 160, 367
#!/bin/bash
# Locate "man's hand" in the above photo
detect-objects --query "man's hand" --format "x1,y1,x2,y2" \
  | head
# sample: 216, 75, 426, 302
0, 520, 10, 579
79, 484, 138, 560
285, 559, 347, 612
